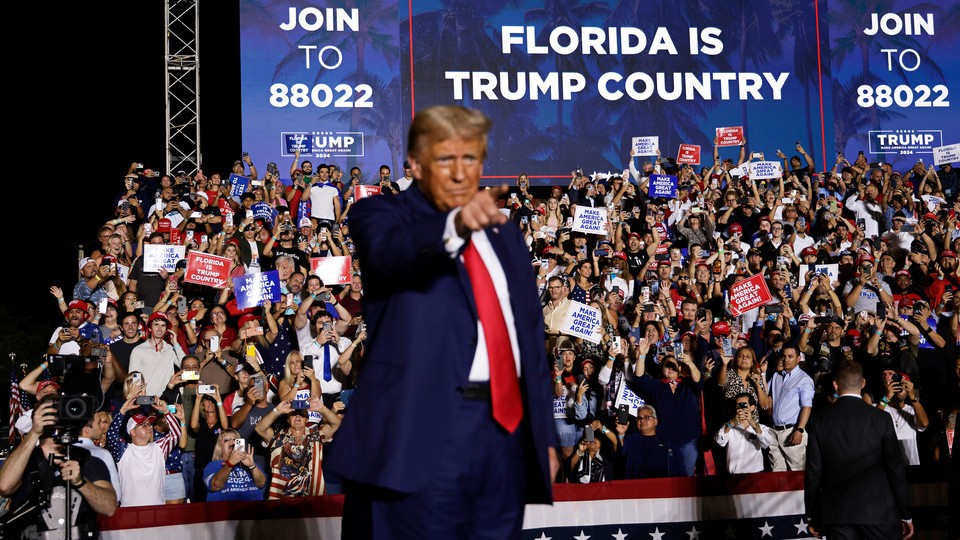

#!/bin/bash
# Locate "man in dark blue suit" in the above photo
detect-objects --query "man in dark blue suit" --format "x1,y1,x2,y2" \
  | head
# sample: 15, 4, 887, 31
805, 360, 913, 540
326, 105, 559, 539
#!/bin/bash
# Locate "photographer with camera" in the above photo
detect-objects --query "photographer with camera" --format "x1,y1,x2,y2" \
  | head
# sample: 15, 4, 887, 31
0, 398, 117, 539
105, 395, 182, 507
714, 393, 773, 474
14, 380, 62, 437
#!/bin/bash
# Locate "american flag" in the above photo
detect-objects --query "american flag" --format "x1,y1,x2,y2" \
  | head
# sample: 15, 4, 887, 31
8, 358, 29, 446
95, 472, 950, 538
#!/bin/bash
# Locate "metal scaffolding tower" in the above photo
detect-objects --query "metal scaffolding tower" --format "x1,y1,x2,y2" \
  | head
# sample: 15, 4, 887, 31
165, 0, 200, 175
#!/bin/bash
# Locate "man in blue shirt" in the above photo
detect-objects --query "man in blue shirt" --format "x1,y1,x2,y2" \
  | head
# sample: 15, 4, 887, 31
766, 345, 815, 471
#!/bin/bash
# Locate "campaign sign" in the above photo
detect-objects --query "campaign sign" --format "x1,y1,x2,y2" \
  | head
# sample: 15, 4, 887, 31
676, 144, 701, 165
354, 185, 382, 200
251, 202, 277, 223
733, 162, 750, 178
868, 129, 942, 156
292, 388, 321, 423
560, 301, 603, 344
143, 244, 186, 273
614, 379, 645, 416
631, 136, 659, 156
233, 270, 282, 310
116, 263, 130, 285
184, 251, 232, 289
716, 126, 745, 147
228, 174, 250, 198
933, 143, 960, 166
283, 133, 311, 155
572, 206, 608, 235
310, 256, 353, 286
169, 229, 182, 246
649, 174, 678, 198
799, 263, 839, 287
749, 161, 783, 180
218, 198, 232, 216
728, 273, 773, 316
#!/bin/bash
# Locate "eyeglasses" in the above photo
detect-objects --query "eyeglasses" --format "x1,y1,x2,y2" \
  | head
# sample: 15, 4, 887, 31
638, 416, 655, 421
548, 286, 563, 290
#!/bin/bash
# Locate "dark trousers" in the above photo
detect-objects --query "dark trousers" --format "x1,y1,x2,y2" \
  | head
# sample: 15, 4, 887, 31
341, 396, 527, 539
821, 523, 901, 540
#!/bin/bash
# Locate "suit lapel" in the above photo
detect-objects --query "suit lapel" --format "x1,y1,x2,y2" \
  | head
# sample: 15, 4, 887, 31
455, 248, 478, 319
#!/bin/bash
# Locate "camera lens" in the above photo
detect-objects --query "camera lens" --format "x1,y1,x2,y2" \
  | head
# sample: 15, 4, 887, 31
57, 395, 95, 425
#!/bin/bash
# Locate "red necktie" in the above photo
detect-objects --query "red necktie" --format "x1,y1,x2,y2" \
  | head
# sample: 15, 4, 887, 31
463, 240, 523, 433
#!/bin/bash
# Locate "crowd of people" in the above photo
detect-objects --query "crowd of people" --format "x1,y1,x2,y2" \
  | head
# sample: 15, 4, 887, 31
1, 139, 959, 534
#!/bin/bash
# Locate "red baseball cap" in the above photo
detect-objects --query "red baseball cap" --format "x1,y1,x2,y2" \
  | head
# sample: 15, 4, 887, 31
148, 311, 170, 325
66, 299, 89, 313
157, 218, 173, 232
801, 246, 818, 257
941, 250, 957, 259
712, 321, 731, 336
126, 413, 156, 434
238, 313, 260, 327
37, 380, 60, 394
728, 223, 743, 234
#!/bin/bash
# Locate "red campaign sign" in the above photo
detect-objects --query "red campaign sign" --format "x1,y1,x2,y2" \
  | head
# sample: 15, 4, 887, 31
655, 243, 670, 255
676, 144, 701, 165
169, 229, 182, 246
715, 126, 744, 147
354, 185, 382, 200
310, 256, 353, 286
728, 273, 773, 316
183, 251, 232, 289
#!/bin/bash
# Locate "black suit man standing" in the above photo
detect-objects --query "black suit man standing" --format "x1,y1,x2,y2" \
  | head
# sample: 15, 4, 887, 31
804, 360, 913, 540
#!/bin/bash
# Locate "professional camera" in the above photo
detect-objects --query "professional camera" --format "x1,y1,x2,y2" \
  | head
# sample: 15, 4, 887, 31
57, 395, 96, 426
39, 394, 96, 444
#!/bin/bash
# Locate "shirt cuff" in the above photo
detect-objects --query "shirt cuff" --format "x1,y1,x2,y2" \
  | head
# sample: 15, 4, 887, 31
442, 208, 466, 258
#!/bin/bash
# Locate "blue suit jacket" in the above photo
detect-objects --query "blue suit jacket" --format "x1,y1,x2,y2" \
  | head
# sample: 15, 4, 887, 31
324, 185, 556, 503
